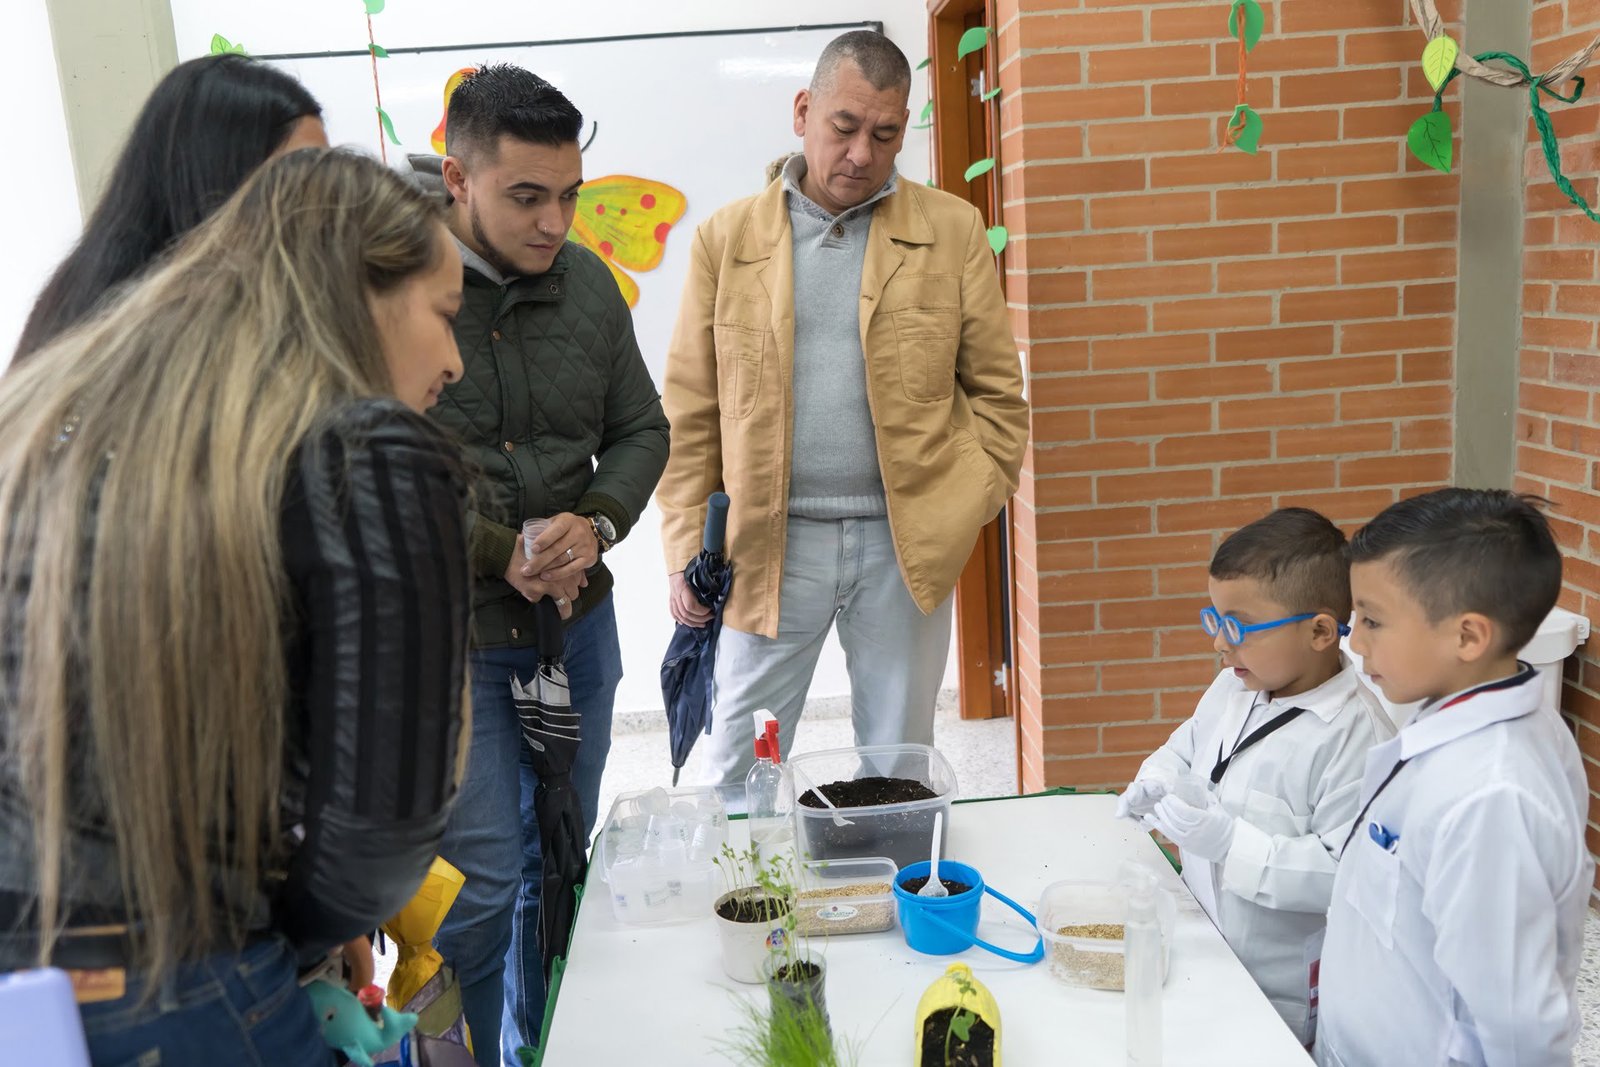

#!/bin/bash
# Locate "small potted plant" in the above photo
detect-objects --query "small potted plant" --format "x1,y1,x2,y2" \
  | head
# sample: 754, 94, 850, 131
713, 844, 791, 984
754, 853, 828, 1038
914, 963, 999, 1067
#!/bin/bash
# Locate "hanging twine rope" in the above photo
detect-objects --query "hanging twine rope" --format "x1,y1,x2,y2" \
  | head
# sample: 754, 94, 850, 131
367, 12, 388, 164
1222, 22, 1249, 149
1409, 0, 1600, 87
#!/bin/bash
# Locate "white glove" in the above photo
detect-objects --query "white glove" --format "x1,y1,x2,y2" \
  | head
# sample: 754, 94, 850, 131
1143, 794, 1236, 863
1114, 778, 1169, 821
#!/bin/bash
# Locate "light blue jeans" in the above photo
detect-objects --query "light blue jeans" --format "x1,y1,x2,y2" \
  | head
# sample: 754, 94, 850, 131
703, 515, 954, 788
434, 594, 621, 1067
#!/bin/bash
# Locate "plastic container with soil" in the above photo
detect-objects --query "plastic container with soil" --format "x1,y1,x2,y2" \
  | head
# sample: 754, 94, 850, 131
1035, 880, 1177, 991
789, 743, 957, 870
792, 856, 898, 936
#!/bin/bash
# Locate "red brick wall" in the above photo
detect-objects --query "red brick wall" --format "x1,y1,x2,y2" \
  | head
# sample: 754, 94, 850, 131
1518, 0, 1600, 893
994, 0, 1463, 791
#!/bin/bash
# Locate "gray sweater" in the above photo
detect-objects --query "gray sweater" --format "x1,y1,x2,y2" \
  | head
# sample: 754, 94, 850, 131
781, 155, 897, 519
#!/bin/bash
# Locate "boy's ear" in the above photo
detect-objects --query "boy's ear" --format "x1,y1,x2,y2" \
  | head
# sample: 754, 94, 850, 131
1308, 613, 1341, 651
1453, 612, 1497, 663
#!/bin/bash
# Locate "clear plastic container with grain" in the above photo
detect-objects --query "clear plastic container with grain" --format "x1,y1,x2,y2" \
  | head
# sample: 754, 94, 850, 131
792, 856, 898, 936
1035, 880, 1176, 991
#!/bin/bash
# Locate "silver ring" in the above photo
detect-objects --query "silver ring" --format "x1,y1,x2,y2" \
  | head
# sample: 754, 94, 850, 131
554, 596, 569, 606
565, 548, 575, 562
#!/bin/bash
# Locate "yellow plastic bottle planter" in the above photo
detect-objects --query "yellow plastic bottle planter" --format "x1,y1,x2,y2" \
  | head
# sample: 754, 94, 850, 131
914, 963, 1000, 1067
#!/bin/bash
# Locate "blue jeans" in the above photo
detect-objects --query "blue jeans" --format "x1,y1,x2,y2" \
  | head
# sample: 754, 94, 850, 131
435, 594, 621, 1067
79, 937, 333, 1067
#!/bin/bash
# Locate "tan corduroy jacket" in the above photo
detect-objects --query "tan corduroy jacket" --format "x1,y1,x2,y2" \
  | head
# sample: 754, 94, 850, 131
658, 177, 1029, 639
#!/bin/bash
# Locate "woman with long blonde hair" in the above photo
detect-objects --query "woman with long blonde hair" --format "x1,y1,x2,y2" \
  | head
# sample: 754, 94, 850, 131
0, 148, 471, 1065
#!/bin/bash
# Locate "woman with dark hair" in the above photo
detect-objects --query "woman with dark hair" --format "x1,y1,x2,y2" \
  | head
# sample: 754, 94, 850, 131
14, 53, 325, 360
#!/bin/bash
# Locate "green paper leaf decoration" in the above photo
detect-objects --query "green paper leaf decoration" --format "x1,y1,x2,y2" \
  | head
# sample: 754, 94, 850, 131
956, 26, 991, 61
370, 43, 389, 58
912, 121, 933, 130
986, 225, 1009, 254
981, 86, 1001, 102
1229, 104, 1263, 154
963, 157, 996, 182
377, 106, 402, 146
926, 179, 936, 187
209, 33, 246, 55
1407, 110, 1453, 173
1422, 34, 1460, 93
1227, 0, 1265, 53
920, 100, 934, 121
916, 57, 931, 71
363, 0, 385, 13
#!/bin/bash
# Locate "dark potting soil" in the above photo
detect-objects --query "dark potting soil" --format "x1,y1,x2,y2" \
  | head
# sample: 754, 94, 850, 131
919, 1007, 996, 1067
772, 960, 822, 983
796, 776, 946, 868
715, 892, 789, 924
899, 874, 973, 897
798, 776, 938, 808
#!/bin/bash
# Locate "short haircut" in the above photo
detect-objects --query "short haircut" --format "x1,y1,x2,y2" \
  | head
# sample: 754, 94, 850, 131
1349, 489, 1562, 652
811, 30, 912, 96
445, 63, 582, 161
1211, 507, 1352, 619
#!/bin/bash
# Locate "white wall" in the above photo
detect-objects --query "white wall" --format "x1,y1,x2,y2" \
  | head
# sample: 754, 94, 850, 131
171, 0, 956, 715
1, 0, 81, 364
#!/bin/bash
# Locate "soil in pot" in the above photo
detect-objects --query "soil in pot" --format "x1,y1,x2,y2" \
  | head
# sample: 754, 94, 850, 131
918, 1007, 996, 1067
797, 777, 944, 868
899, 874, 973, 897
798, 776, 937, 808
716, 890, 789, 924
772, 960, 822, 983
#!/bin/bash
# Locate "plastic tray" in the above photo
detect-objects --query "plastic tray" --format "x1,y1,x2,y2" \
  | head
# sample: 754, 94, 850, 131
596, 786, 727, 925
1035, 880, 1176, 991
789, 743, 958, 869
792, 856, 898, 936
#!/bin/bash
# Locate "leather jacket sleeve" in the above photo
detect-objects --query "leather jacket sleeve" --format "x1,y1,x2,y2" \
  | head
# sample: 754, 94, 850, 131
275, 400, 470, 958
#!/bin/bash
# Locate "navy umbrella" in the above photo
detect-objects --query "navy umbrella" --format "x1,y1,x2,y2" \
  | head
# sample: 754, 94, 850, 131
511, 597, 585, 979
661, 492, 732, 785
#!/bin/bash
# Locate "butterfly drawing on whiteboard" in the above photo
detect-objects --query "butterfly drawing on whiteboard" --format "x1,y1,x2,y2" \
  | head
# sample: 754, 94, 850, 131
433, 66, 687, 307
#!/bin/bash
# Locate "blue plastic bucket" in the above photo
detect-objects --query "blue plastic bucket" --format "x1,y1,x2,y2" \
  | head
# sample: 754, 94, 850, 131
894, 860, 1044, 964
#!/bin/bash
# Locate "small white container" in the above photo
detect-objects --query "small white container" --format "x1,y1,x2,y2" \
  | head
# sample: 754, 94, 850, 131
713, 888, 789, 984
597, 786, 726, 925
1036, 880, 1176, 991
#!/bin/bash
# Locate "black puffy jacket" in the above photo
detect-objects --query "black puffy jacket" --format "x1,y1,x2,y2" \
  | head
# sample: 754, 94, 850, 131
0, 400, 471, 965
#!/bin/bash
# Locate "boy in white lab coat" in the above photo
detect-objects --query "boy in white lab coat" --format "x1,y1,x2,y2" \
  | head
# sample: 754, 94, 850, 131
1317, 489, 1591, 1066
1116, 507, 1394, 1044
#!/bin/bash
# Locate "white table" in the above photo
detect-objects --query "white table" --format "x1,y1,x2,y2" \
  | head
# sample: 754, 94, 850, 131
543, 793, 1312, 1065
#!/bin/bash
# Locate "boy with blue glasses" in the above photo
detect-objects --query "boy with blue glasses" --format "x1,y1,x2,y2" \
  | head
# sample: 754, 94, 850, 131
1316, 490, 1591, 1066
1115, 508, 1394, 1043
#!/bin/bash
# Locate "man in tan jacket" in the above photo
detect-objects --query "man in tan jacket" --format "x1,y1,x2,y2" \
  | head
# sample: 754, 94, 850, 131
659, 29, 1028, 788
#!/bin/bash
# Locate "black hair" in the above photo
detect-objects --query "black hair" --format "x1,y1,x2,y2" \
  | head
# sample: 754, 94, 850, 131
811, 30, 912, 95
14, 54, 320, 361
1349, 489, 1562, 652
444, 64, 583, 160
1211, 507, 1352, 619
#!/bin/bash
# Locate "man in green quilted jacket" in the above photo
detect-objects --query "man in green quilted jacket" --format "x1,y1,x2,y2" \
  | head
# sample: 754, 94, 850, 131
409, 64, 669, 1067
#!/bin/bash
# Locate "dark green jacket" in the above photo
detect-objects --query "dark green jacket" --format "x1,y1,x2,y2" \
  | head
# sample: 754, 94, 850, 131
417, 166, 669, 646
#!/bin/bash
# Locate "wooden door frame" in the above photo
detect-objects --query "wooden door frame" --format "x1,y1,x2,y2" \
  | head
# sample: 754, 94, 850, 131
926, 0, 1016, 726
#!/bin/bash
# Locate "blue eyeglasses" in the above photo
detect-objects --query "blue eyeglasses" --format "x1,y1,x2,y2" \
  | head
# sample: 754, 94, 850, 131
1200, 606, 1350, 646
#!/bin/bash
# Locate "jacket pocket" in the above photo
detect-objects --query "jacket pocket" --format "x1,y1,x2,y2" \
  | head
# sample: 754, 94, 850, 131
713, 323, 765, 420
891, 306, 959, 402
1341, 831, 1399, 950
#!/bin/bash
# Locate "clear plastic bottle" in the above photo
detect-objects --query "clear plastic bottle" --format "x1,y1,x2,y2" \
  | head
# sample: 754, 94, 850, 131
745, 715, 792, 863
1124, 875, 1164, 1066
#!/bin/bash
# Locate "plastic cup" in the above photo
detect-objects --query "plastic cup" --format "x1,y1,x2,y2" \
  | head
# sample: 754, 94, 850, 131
522, 518, 552, 559
1173, 772, 1212, 809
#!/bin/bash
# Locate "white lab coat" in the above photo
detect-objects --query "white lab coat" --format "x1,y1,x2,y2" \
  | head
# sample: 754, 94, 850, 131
1316, 667, 1592, 1067
1134, 662, 1394, 1043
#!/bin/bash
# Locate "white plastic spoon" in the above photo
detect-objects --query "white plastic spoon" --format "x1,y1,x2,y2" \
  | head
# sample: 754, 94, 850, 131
918, 811, 948, 898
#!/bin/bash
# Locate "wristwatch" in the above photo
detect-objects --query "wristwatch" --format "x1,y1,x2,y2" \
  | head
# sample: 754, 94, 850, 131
586, 513, 617, 555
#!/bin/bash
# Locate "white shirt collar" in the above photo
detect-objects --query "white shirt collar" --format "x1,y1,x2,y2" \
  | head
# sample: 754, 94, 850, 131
1397, 663, 1540, 760
1265, 656, 1361, 724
